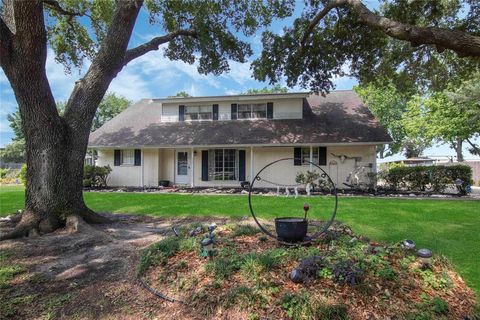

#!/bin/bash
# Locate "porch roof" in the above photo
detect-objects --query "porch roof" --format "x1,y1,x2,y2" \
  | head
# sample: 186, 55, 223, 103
88, 90, 392, 148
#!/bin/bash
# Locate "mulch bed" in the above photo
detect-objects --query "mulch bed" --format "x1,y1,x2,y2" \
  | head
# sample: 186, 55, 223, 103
142, 223, 477, 320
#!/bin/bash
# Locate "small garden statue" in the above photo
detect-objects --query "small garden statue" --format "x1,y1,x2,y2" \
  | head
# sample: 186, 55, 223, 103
200, 223, 217, 258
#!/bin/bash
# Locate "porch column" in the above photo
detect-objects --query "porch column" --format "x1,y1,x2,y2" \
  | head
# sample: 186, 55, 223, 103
309, 146, 313, 171
191, 147, 195, 188
250, 146, 254, 182
141, 149, 145, 187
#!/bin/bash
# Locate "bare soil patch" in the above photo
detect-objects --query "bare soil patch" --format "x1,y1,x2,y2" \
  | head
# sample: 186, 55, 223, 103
0, 214, 227, 319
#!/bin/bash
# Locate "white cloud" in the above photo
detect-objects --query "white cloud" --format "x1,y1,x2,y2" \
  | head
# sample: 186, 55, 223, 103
220, 60, 253, 85
45, 49, 89, 102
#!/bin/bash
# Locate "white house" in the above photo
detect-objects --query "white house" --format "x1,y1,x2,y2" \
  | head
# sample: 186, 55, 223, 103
88, 91, 391, 188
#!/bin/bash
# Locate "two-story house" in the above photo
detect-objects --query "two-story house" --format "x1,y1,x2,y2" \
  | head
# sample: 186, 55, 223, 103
88, 90, 391, 188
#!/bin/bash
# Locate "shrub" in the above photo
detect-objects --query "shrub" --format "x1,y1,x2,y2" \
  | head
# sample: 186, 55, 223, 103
18, 164, 27, 185
0, 168, 8, 178
83, 165, 112, 187
380, 164, 472, 194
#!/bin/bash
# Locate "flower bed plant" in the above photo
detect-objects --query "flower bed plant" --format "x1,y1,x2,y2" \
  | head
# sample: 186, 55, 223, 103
137, 222, 477, 320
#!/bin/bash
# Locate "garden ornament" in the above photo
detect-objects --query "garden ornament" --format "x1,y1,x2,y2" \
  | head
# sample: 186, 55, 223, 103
402, 239, 416, 250
276, 186, 280, 196
417, 248, 433, 266
200, 237, 214, 258
248, 158, 338, 246
306, 183, 311, 196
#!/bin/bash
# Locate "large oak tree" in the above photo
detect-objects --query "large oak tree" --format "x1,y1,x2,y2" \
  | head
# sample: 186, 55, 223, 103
253, 0, 480, 93
0, 0, 294, 239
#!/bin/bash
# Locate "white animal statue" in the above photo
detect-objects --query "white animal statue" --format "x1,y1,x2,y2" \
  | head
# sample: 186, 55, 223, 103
294, 187, 299, 198
285, 187, 290, 197
276, 186, 280, 197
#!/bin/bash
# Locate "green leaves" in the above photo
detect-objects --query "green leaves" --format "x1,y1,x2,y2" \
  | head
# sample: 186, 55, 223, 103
45, 0, 294, 76
253, 0, 480, 93
91, 93, 131, 131
45, 0, 115, 71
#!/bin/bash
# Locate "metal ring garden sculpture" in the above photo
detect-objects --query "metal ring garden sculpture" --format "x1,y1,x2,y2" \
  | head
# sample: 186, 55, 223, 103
248, 158, 338, 246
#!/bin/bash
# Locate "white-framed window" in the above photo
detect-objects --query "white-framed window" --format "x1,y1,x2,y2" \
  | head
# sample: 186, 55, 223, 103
301, 147, 319, 165
209, 149, 238, 181
121, 149, 135, 165
185, 105, 213, 120
237, 103, 267, 119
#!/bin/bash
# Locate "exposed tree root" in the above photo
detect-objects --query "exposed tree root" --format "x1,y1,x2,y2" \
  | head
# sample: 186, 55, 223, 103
80, 208, 111, 224
0, 208, 111, 241
0, 222, 35, 241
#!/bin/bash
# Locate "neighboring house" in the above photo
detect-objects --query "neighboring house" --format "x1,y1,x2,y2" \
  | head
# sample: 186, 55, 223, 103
88, 91, 391, 188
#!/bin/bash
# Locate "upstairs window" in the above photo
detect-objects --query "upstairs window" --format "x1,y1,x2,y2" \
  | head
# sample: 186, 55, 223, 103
237, 103, 267, 119
185, 105, 213, 120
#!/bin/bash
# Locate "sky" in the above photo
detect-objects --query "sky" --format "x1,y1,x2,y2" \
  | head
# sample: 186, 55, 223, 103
0, 2, 478, 162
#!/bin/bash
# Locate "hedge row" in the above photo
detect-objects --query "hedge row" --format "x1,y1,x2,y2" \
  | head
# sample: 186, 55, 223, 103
380, 164, 472, 195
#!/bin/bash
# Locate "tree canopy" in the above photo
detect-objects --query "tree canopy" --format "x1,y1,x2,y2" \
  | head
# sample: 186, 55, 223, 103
252, 0, 480, 93
91, 93, 131, 132
0, 0, 297, 239
243, 85, 288, 94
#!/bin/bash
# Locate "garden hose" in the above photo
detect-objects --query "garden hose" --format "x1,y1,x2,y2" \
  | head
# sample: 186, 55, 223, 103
138, 276, 185, 304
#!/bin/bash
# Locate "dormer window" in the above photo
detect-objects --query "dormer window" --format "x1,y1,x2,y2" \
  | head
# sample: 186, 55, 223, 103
185, 105, 213, 120
237, 103, 267, 119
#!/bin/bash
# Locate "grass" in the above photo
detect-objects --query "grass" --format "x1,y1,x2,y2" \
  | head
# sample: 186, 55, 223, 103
1, 184, 479, 296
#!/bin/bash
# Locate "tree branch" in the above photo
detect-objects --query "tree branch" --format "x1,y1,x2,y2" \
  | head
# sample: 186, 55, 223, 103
467, 138, 480, 155
42, 0, 84, 18
123, 29, 198, 65
300, 0, 480, 58
64, 0, 142, 128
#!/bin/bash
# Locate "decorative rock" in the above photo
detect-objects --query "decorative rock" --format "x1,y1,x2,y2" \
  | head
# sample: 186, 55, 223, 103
189, 226, 203, 237
290, 268, 303, 283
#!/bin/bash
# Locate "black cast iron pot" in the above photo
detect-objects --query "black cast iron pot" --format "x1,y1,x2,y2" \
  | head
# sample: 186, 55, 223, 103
275, 217, 308, 242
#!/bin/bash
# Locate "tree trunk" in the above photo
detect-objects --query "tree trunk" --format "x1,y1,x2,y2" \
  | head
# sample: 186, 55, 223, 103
0, 95, 108, 240
455, 138, 464, 162
0, 0, 119, 240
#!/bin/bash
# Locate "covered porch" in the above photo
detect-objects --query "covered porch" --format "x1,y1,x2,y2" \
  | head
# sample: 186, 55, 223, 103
96, 144, 377, 188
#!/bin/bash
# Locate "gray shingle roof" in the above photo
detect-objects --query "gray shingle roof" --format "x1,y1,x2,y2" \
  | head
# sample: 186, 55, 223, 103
88, 90, 392, 147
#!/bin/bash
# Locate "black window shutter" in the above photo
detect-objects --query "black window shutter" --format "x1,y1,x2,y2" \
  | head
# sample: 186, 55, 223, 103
134, 149, 141, 166
201, 150, 209, 181
294, 147, 302, 166
319, 147, 327, 166
179, 105, 185, 121
231, 103, 237, 120
267, 102, 273, 119
238, 150, 246, 181
213, 104, 219, 120
114, 150, 121, 166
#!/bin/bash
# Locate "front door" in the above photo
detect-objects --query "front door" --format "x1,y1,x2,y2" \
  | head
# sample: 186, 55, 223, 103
175, 150, 190, 184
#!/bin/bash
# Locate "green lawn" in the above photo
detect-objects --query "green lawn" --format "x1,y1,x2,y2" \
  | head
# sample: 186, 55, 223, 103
1, 185, 479, 296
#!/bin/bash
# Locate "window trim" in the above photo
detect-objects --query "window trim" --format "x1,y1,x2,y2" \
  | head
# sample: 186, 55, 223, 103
300, 147, 319, 166
183, 104, 214, 121
236, 103, 267, 120
208, 149, 238, 181
120, 149, 135, 166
